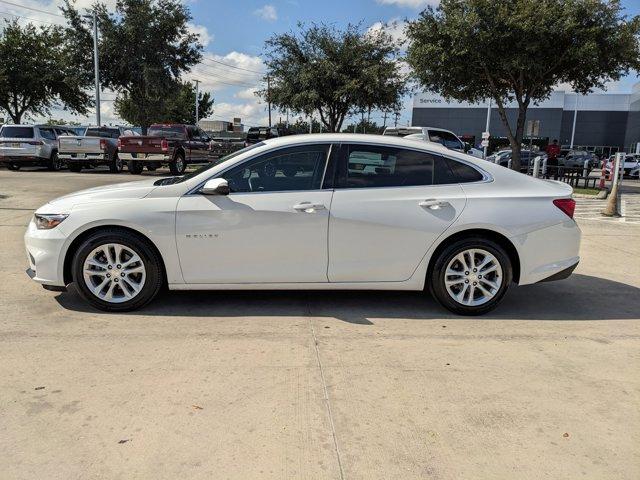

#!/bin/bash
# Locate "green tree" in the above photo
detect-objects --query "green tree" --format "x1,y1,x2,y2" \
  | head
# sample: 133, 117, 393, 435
62, 0, 203, 131
0, 20, 92, 124
342, 119, 385, 134
261, 23, 407, 132
406, 0, 640, 170
115, 80, 213, 125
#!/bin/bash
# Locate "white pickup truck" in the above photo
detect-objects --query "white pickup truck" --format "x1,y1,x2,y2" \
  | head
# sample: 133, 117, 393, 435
58, 126, 140, 173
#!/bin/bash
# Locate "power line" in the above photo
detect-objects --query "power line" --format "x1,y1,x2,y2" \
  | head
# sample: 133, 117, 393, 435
195, 62, 263, 81
188, 74, 261, 89
0, 9, 63, 26
0, 0, 65, 18
200, 55, 264, 74
191, 69, 261, 88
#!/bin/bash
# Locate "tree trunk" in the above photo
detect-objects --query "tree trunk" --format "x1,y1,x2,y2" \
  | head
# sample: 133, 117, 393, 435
9, 110, 21, 124
493, 99, 528, 172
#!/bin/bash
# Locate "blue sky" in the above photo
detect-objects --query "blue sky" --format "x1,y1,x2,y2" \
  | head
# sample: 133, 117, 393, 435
2, 0, 639, 127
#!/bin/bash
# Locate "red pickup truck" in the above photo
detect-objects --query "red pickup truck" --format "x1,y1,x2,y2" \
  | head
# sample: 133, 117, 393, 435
118, 124, 215, 174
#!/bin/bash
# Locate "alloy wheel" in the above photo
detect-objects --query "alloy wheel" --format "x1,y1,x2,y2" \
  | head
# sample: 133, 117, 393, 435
444, 248, 503, 306
82, 243, 146, 303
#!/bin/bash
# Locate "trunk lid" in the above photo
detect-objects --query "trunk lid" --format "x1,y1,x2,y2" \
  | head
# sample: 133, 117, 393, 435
118, 136, 166, 153
58, 136, 102, 154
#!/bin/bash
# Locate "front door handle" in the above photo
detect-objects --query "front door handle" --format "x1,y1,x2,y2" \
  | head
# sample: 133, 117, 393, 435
293, 202, 326, 213
419, 199, 450, 210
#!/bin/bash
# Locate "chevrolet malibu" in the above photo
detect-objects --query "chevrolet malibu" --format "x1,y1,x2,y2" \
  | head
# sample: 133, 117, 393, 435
24, 134, 580, 315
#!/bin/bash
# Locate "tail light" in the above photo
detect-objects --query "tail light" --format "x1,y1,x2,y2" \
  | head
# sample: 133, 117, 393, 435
161, 139, 168, 152
553, 198, 576, 218
117, 138, 122, 149
99, 139, 107, 150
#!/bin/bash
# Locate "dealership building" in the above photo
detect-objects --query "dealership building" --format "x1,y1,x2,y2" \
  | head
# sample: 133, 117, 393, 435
411, 82, 640, 157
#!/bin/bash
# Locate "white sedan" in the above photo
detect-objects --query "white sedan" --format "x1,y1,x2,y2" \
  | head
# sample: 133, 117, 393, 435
25, 134, 581, 315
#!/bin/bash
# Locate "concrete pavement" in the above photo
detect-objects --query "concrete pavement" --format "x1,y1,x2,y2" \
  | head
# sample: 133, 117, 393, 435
1, 168, 639, 479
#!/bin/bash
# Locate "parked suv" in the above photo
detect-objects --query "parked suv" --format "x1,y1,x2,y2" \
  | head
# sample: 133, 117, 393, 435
245, 126, 279, 146
59, 126, 140, 173
383, 126, 468, 153
0, 125, 74, 171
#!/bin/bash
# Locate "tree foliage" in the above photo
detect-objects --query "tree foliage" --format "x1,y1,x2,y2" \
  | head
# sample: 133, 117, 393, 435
115, 80, 213, 126
0, 20, 92, 124
62, 0, 203, 130
406, 0, 640, 170
261, 23, 407, 132
341, 119, 386, 134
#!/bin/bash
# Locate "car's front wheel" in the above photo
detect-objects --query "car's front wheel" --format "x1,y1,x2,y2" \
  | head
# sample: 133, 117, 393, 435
429, 237, 512, 315
71, 229, 164, 312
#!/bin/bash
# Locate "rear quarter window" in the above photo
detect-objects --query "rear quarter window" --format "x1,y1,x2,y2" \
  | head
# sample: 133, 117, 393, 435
445, 158, 484, 183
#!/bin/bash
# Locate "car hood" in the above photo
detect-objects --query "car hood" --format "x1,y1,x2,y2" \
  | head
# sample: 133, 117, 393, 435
38, 179, 159, 213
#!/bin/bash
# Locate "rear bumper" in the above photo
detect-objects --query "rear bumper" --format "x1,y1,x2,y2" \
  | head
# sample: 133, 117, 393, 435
60, 153, 109, 164
513, 220, 581, 285
0, 155, 49, 166
119, 153, 171, 162
537, 261, 579, 283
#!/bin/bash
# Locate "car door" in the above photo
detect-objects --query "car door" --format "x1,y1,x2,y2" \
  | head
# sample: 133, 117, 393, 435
175, 143, 334, 284
327, 143, 468, 283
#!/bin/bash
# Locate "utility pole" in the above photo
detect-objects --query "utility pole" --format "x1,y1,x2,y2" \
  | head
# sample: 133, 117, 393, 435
84, 12, 101, 126
267, 76, 272, 127
394, 111, 400, 128
194, 79, 200, 125
483, 98, 492, 159
382, 111, 388, 128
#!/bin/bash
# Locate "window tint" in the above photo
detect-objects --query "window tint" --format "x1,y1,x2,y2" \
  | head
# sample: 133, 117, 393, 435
428, 130, 463, 150
86, 127, 119, 138
224, 145, 329, 193
39, 128, 56, 140
445, 158, 484, 183
1, 126, 34, 138
148, 126, 185, 139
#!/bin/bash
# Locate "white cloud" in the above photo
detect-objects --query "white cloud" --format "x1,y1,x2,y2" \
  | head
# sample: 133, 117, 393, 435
185, 51, 265, 91
253, 4, 278, 22
204, 100, 270, 128
367, 18, 408, 44
188, 23, 213, 47
235, 87, 260, 100
376, 0, 439, 8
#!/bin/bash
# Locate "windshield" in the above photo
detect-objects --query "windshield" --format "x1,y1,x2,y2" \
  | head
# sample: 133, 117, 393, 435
155, 142, 266, 186
148, 126, 185, 139
1, 126, 34, 138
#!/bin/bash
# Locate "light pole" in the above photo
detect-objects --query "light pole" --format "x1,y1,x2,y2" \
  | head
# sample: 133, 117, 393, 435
193, 79, 200, 125
83, 13, 101, 126
483, 98, 492, 158
570, 93, 578, 149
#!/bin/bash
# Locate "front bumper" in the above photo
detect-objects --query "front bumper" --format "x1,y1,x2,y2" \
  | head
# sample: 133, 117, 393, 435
119, 153, 170, 162
24, 219, 68, 287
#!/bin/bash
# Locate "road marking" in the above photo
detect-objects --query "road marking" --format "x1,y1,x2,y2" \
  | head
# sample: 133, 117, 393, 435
573, 193, 640, 224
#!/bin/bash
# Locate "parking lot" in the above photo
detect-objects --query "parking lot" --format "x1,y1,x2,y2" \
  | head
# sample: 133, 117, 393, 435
1, 168, 639, 479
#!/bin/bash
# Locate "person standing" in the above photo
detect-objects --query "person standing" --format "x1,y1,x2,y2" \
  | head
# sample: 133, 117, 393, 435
546, 139, 561, 178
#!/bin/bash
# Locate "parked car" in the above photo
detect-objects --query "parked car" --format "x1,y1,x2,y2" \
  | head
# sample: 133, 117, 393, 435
245, 126, 279, 146
491, 150, 542, 172
118, 124, 214, 175
58, 126, 140, 173
25, 133, 580, 316
559, 150, 598, 170
604, 153, 640, 179
384, 126, 469, 154
0, 124, 75, 171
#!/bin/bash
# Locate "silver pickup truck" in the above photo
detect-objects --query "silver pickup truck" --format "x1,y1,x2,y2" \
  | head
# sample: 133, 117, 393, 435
58, 126, 140, 173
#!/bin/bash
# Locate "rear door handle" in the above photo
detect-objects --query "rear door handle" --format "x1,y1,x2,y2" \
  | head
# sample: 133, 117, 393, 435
293, 202, 326, 213
419, 199, 450, 210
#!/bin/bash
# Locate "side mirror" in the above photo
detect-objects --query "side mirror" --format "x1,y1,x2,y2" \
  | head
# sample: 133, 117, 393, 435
201, 178, 229, 195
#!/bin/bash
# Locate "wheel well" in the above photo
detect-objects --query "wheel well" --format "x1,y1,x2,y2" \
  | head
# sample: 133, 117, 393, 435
427, 229, 521, 284
63, 225, 167, 285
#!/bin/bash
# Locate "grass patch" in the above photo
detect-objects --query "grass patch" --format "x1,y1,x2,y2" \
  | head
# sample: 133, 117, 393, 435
573, 187, 601, 196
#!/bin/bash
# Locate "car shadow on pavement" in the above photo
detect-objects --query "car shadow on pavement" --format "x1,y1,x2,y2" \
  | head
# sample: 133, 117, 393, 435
54, 273, 640, 323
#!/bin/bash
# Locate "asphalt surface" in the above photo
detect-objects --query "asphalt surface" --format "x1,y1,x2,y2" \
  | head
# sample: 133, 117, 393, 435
1, 167, 639, 480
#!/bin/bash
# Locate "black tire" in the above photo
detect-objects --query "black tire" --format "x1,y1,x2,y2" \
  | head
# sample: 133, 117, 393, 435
48, 152, 63, 171
128, 160, 144, 174
429, 236, 512, 316
169, 152, 186, 175
6, 163, 20, 171
68, 163, 82, 173
109, 153, 123, 173
146, 163, 158, 171
71, 229, 164, 312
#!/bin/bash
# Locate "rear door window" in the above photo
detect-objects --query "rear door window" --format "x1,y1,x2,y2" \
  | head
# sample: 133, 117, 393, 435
39, 128, 56, 140
1, 126, 34, 138
428, 129, 463, 150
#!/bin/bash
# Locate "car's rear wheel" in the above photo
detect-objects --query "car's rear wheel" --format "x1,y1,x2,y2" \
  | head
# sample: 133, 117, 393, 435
429, 237, 512, 316
71, 230, 164, 312
48, 152, 63, 171
6, 163, 20, 171
169, 153, 186, 175
109, 154, 123, 173
128, 160, 144, 174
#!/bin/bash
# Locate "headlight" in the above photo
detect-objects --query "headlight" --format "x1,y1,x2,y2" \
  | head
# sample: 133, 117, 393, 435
34, 213, 68, 230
